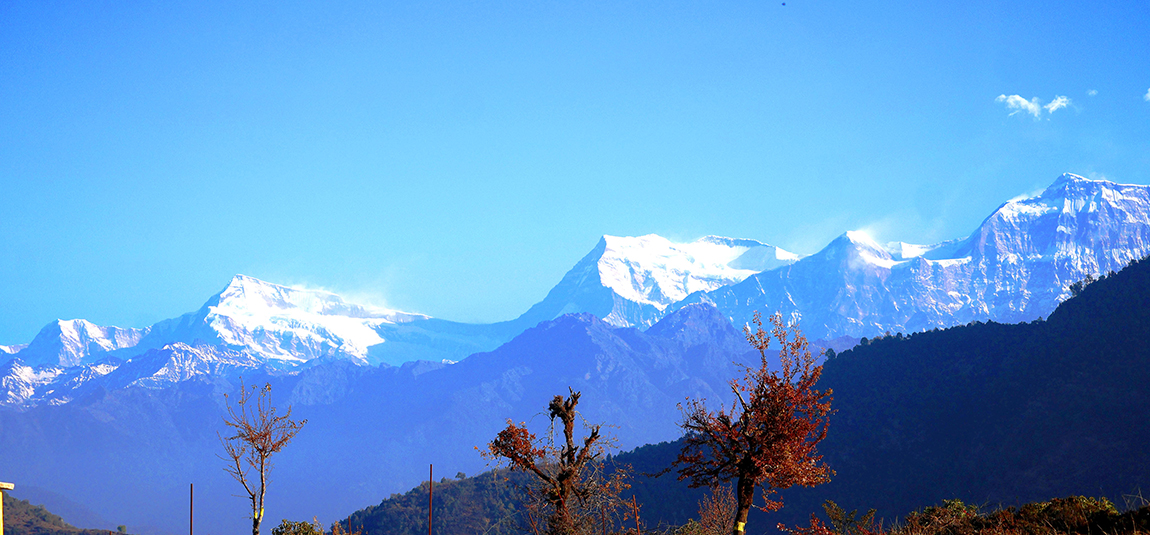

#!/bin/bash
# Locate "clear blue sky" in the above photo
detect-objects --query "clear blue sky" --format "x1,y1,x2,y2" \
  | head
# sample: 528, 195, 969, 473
2, 1, 1149, 344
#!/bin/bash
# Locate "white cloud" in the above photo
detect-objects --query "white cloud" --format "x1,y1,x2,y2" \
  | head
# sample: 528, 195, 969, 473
996, 94, 1042, 117
1144, 88, 1150, 102
1087, 89, 1098, 96
996, 93, 1072, 118
1044, 95, 1071, 113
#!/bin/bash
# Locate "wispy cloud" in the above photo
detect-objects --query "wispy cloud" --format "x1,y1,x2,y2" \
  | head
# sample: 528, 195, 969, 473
1087, 89, 1098, 96
1006, 187, 1046, 203
996, 94, 1072, 118
1044, 95, 1070, 113
996, 94, 1042, 117
1144, 88, 1150, 102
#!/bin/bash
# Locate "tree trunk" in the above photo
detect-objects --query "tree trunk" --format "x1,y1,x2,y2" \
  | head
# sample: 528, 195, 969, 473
252, 516, 260, 535
732, 476, 754, 535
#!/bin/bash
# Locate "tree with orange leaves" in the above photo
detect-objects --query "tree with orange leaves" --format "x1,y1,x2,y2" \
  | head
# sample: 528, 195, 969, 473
483, 388, 631, 535
219, 379, 308, 535
676, 312, 834, 535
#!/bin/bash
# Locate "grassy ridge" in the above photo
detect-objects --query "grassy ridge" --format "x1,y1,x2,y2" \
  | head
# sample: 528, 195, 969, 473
1, 492, 116, 535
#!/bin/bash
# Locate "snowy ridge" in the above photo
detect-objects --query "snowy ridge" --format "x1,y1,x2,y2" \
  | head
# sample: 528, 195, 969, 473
203, 275, 427, 365
0, 342, 268, 407
9, 319, 147, 368
598, 234, 797, 310
111, 342, 263, 390
680, 173, 1150, 340
0, 359, 64, 405
2, 274, 503, 408
516, 234, 800, 329
0, 357, 120, 406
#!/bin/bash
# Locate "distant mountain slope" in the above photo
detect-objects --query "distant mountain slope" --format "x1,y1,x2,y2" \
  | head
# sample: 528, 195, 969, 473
5, 173, 1148, 377
1, 490, 116, 535
14, 320, 146, 369
336, 253, 1150, 533
135, 274, 435, 366
679, 173, 1150, 340
1, 276, 518, 406
0, 303, 758, 535
774, 252, 1150, 524
511, 235, 797, 329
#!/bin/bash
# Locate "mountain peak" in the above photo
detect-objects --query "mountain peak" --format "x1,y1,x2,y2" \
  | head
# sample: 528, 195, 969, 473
1035, 172, 1150, 201
1046, 172, 1088, 190
513, 233, 800, 330
213, 274, 422, 322
990, 173, 1150, 226
843, 230, 885, 249
596, 234, 797, 311
12, 319, 147, 368
195, 275, 431, 366
645, 302, 744, 349
837, 228, 897, 254
823, 231, 896, 264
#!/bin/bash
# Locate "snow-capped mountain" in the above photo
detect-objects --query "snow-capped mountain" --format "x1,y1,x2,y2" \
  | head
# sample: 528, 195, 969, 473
512, 234, 799, 328
11, 319, 147, 368
4, 172, 1148, 410
0, 342, 271, 407
131, 274, 510, 368
0, 357, 121, 406
137, 274, 430, 367
677, 173, 1150, 340
0, 302, 762, 535
101, 342, 264, 390
0, 274, 520, 408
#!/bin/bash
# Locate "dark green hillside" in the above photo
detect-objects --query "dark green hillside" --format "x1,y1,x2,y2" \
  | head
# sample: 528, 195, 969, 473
342, 469, 530, 535
341, 443, 707, 535
789, 255, 1150, 524
2, 492, 117, 535
341, 256, 1150, 532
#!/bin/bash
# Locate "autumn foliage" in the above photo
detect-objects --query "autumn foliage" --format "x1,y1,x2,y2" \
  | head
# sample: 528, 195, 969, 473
676, 312, 833, 535
483, 388, 631, 535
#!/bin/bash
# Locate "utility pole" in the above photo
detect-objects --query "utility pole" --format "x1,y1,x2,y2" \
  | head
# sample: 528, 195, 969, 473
428, 464, 433, 535
1, 481, 14, 535
190, 483, 194, 535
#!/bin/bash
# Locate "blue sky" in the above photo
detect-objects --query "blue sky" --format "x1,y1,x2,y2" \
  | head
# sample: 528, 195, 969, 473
2, 0, 1149, 344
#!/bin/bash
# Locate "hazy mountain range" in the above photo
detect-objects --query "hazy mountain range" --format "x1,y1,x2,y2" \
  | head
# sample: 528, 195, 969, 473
1, 172, 1148, 534
4, 173, 1148, 409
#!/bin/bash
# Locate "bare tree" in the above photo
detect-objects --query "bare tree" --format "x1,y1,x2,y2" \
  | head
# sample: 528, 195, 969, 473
676, 312, 834, 535
219, 379, 307, 535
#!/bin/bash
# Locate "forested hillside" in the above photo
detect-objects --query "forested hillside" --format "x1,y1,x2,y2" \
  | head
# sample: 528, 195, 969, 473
801, 255, 1150, 523
338, 255, 1150, 533
1, 492, 116, 535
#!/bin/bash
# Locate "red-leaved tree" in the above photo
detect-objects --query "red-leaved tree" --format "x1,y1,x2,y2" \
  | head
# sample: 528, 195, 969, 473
483, 388, 631, 535
676, 312, 834, 535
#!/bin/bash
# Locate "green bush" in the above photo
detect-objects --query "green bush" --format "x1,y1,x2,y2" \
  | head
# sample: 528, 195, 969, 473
271, 519, 323, 535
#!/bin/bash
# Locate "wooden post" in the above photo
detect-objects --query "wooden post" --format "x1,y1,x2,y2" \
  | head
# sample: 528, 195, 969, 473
0, 481, 14, 535
428, 464, 433, 535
